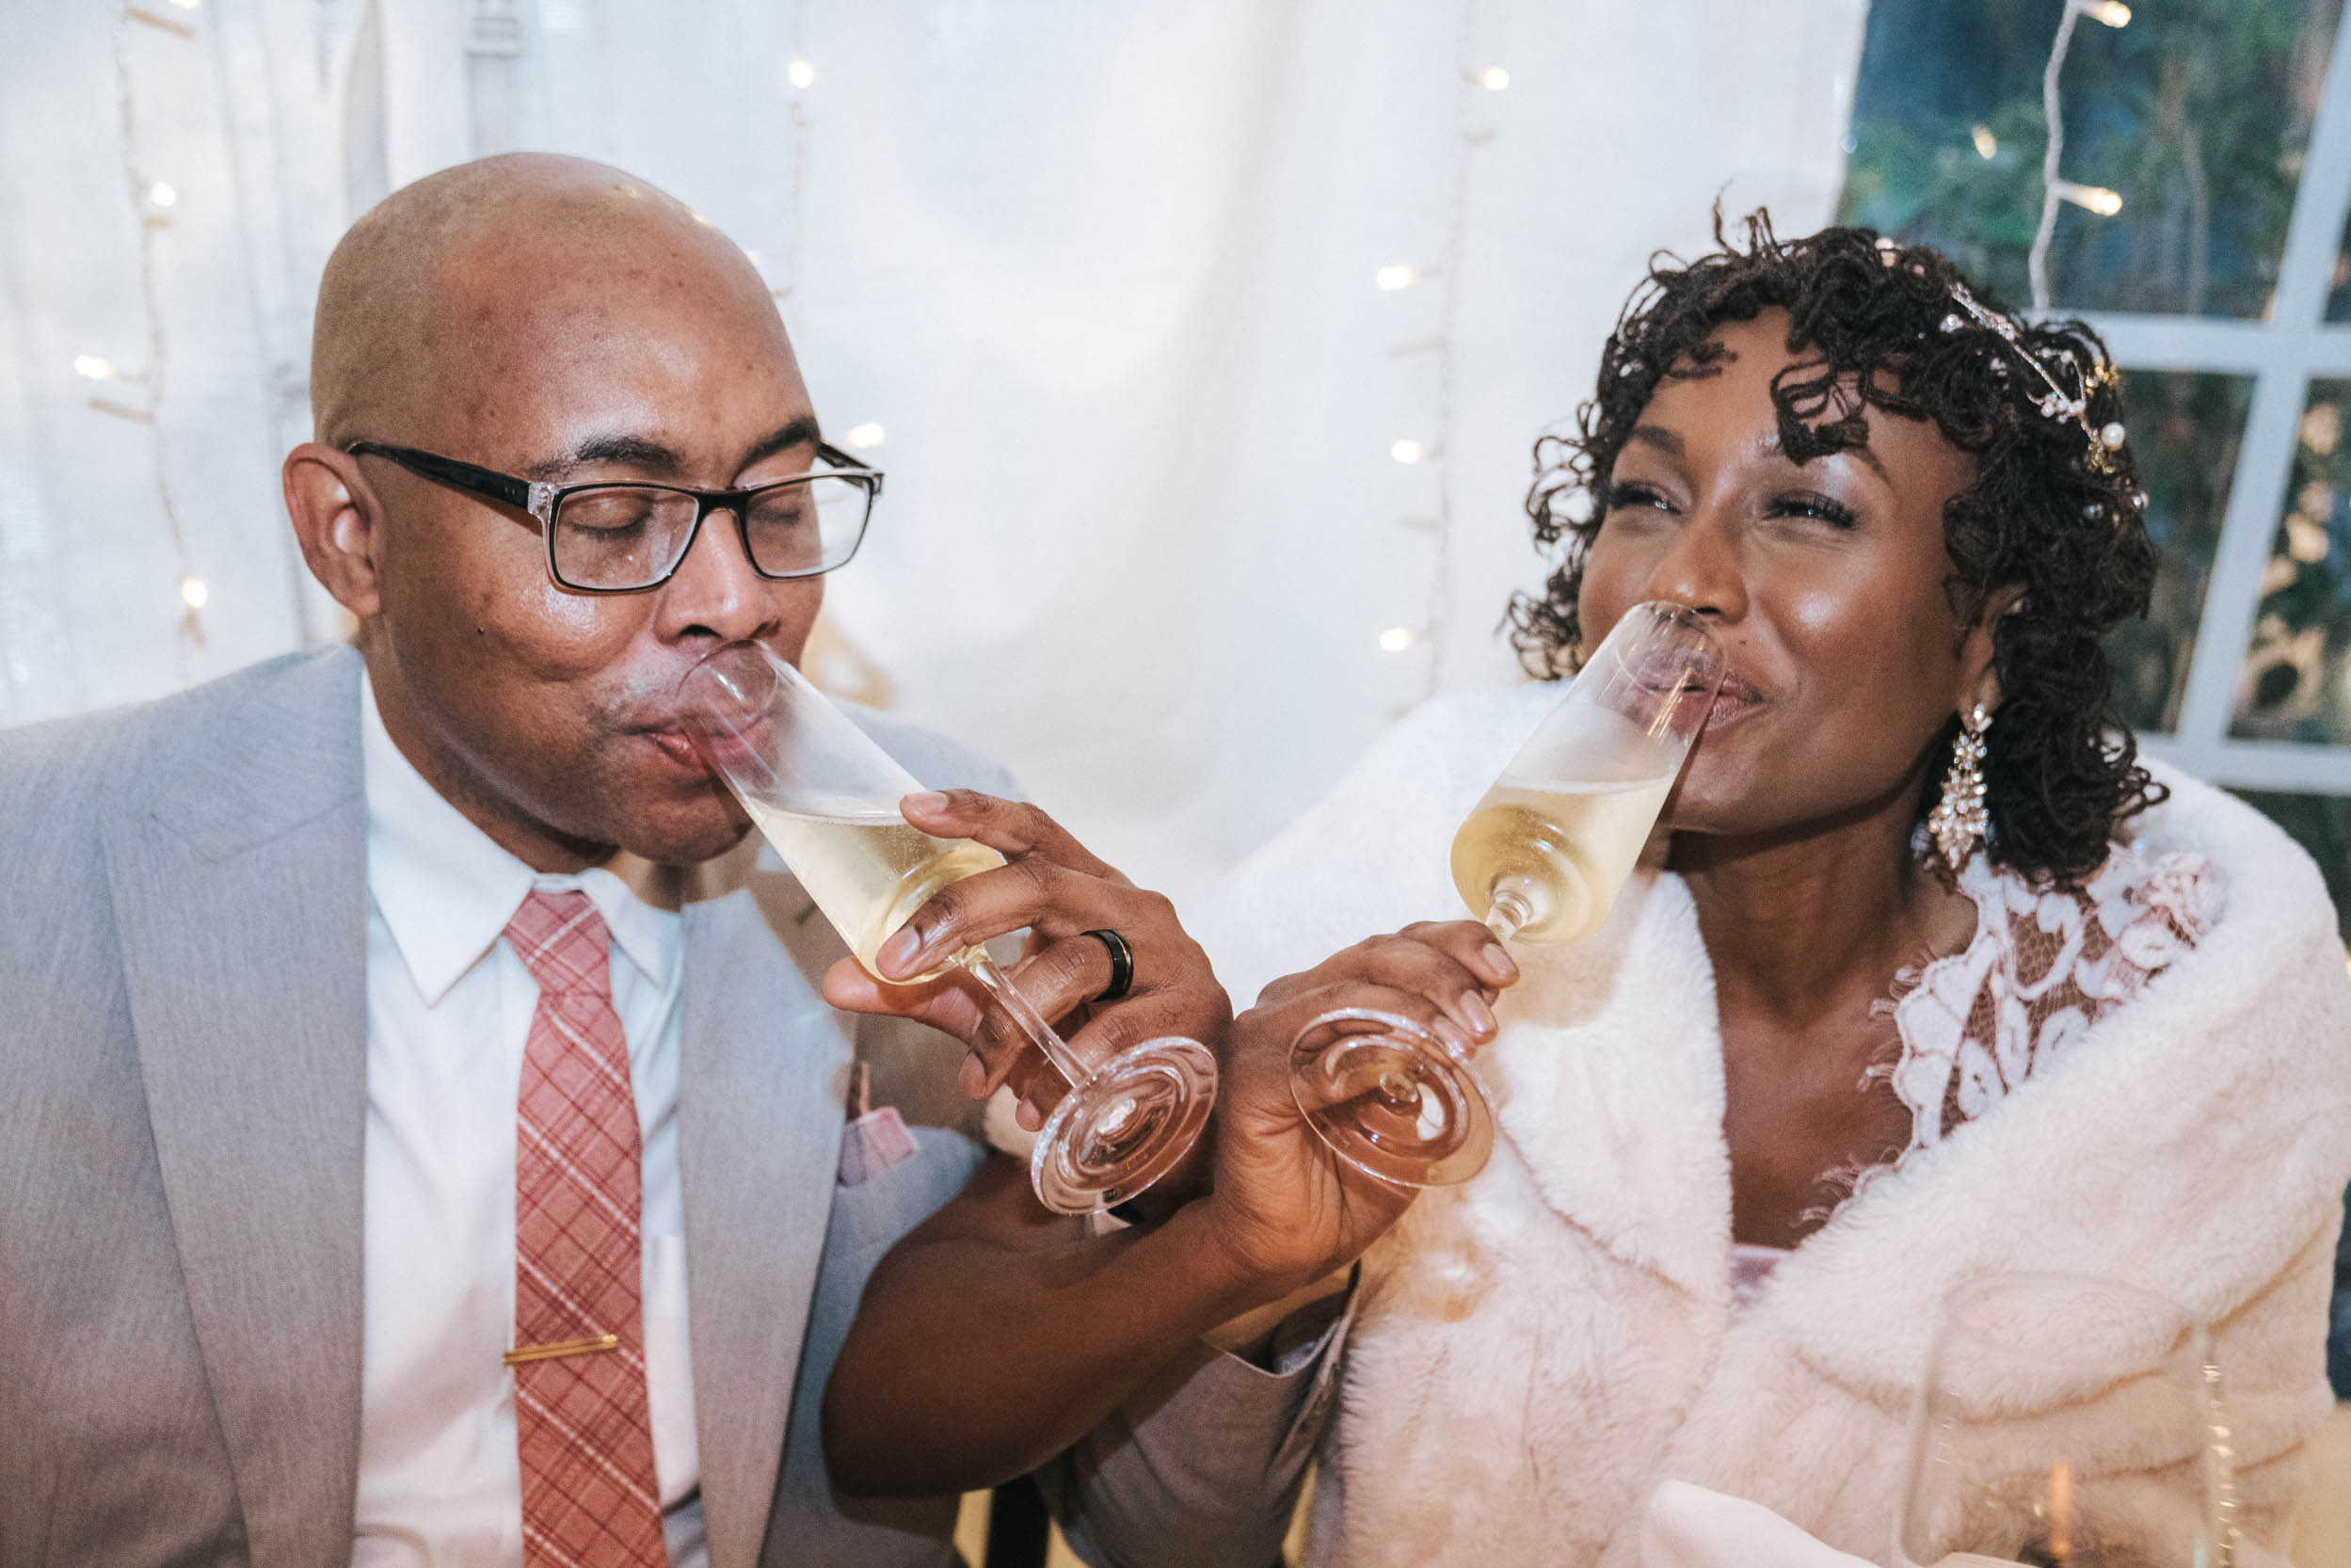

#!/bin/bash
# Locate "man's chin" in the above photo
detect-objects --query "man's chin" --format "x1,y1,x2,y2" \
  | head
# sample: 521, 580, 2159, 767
616, 810, 755, 869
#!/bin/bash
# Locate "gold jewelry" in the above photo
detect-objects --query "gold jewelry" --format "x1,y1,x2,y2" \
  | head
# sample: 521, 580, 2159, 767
504, 1332, 619, 1367
1927, 704, 1992, 872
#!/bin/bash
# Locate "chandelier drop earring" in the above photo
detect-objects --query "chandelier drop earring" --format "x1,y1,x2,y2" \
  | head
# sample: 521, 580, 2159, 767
1928, 704, 1992, 872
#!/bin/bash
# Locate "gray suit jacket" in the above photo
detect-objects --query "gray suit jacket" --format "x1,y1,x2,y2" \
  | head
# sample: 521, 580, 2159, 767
0, 648, 1332, 1568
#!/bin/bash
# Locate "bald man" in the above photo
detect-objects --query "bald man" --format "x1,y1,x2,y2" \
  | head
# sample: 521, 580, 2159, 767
0, 155, 1364, 1568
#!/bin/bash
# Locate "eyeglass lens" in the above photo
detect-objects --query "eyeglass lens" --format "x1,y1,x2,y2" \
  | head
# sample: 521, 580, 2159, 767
551, 473, 869, 589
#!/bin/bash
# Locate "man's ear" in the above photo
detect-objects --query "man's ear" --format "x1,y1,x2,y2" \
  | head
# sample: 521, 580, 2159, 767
1959, 582, 2027, 717
283, 443, 384, 621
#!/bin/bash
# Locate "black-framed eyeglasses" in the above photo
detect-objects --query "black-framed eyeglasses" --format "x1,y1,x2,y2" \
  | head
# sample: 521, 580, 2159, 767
344, 439, 882, 593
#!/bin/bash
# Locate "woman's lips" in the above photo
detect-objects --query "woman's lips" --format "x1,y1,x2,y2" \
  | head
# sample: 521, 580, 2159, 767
1705, 674, 1765, 728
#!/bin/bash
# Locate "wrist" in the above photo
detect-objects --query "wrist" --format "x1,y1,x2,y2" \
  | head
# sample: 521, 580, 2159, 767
1161, 1192, 1325, 1316
1148, 1196, 1315, 1322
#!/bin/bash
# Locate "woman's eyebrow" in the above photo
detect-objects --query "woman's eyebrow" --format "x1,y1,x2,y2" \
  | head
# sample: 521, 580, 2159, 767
1627, 424, 1683, 457
1752, 428, 1889, 484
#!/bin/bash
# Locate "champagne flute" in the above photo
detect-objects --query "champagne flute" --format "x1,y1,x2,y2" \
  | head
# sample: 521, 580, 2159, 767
1288, 600, 1726, 1190
678, 640, 1217, 1215
1894, 1273, 2237, 1568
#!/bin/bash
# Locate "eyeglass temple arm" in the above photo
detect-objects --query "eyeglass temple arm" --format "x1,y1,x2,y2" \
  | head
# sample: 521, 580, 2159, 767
345, 441, 535, 511
814, 439, 883, 495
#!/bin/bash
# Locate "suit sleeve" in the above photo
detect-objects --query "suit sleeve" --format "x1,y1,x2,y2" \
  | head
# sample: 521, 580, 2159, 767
1032, 1281, 1354, 1568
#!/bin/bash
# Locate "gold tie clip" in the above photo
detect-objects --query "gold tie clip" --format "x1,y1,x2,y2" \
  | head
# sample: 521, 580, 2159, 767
504, 1332, 620, 1367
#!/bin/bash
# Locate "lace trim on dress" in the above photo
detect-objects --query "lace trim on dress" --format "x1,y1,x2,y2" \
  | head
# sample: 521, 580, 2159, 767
1847, 838, 2224, 1194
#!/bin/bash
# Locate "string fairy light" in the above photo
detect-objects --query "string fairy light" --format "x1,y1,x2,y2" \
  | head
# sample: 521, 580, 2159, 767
2027, 0, 2132, 312
1376, 2, 1502, 681
102, 3, 205, 644
772, 8, 810, 305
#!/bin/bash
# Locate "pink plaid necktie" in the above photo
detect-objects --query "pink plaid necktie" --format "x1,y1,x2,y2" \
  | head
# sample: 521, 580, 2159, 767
506, 889, 667, 1568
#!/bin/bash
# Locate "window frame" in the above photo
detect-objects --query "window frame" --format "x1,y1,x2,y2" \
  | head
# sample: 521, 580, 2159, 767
2066, 17, 2351, 793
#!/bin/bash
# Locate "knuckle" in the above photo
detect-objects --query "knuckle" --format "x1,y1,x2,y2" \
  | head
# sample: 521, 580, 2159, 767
1039, 936, 1103, 995
1011, 854, 1059, 904
903, 881, 967, 937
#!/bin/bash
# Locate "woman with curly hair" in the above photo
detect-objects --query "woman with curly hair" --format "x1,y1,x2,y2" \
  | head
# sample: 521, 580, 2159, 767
1182, 213, 2351, 1566
825, 215, 2351, 1567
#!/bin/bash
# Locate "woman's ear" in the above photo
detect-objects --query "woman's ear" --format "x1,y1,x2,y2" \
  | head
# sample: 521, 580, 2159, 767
1958, 583, 2027, 718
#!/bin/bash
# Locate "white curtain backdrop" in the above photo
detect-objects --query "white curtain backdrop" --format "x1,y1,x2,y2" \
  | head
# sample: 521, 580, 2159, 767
0, 0, 1865, 903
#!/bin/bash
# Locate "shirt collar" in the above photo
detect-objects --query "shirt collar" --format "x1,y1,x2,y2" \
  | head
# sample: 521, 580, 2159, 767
361, 671, 680, 1006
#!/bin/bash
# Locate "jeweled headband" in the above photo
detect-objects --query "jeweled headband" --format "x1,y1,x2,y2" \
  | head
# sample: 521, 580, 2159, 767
1937, 279, 2127, 475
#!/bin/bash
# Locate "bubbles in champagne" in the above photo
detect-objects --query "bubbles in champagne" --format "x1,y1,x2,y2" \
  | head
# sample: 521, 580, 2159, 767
739, 799, 1004, 976
1449, 772, 1674, 945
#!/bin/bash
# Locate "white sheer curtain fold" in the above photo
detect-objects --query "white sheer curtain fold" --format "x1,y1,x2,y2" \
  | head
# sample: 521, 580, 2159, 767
0, 0, 1863, 896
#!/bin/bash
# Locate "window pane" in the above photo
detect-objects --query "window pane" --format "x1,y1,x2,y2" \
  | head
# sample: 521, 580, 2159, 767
2228, 790, 2351, 941
2107, 370, 2255, 733
1840, 0, 2342, 318
2327, 203, 2351, 320
2230, 379, 2351, 742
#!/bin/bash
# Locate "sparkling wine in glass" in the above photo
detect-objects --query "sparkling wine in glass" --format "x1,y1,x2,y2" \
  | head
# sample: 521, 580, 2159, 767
1894, 1273, 2237, 1568
1288, 600, 1726, 1190
679, 640, 1217, 1215
1451, 600, 1725, 944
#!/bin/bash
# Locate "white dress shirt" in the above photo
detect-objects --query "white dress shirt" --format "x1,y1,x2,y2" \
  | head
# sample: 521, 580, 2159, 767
352, 675, 707, 1567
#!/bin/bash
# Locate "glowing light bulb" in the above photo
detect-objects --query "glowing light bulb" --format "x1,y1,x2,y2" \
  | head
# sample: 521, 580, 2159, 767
146, 181, 178, 208
74, 354, 118, 381
842, 422, 886, 450
178, 576, 209, 609
2076, 0, 2130, 25
1376, 264, 1417, 291
1378, 626, 1415, 652
2059, 184, 2135, 217
1479, 66, 1510, 91
1390, 440, 1425, 465
787, 57, 815, 88
1970, 125, 1996, 160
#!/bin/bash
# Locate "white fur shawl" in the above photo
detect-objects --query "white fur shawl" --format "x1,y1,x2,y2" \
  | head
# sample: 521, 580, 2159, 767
1195, 685, 2351, 1567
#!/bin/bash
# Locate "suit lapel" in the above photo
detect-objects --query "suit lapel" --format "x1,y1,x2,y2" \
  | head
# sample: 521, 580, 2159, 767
103, 648, 369, 1568
680, 869, 853, 1568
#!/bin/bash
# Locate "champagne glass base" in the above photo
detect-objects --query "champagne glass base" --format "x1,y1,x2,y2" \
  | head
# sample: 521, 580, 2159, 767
1289, 1007, 1494, 1188
1030, 1036, 1219, 1214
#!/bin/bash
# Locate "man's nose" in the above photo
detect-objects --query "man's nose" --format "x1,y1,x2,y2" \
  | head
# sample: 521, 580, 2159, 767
654, 504, 783, 645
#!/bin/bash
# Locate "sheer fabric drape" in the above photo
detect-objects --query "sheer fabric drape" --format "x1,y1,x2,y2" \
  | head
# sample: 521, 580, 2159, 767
0, 0, 1864, 896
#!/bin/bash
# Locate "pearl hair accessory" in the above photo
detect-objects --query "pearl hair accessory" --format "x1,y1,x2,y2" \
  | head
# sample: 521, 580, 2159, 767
1938, 280, 2125, 474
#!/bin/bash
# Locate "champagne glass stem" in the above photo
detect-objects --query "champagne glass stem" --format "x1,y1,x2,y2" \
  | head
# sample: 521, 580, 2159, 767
959, 950, 1091, 1090
1483, 874, 1536, 944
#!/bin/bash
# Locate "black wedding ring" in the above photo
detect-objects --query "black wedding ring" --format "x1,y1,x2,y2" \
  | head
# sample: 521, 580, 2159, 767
1081, 928, 1135, 1003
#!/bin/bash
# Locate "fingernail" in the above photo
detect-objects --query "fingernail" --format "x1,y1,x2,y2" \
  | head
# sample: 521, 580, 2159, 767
876, 925, 924, 976
903, 791, 950, 814
1016, 1098, 1044, 1132
1463, 994, 1497, 1038
1432, 1016, 1473, 1058
1482, 943, 1518, 983
958, 1052, 986, 1098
